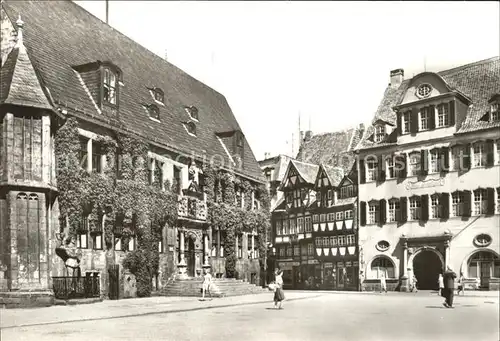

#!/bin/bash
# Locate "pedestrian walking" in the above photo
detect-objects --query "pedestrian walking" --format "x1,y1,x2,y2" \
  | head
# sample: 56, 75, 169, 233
273, 268, 285, 309
201, 269, 212, 300
442, 266, 457, 308
411, 274, 418, 293
380, 271, 387, 293
457, 273, 465, 296
438, 273, 444, 296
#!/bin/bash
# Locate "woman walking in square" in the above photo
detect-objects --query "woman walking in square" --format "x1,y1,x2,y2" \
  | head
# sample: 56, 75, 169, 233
274, 268, 285, 309
201, 269, 212, 300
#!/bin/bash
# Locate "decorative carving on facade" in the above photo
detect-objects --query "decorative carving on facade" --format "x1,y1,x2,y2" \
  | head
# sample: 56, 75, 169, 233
405, 177, 445, 191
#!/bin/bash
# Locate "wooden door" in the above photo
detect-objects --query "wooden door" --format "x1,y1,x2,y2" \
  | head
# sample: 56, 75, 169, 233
480, 262, 491, 289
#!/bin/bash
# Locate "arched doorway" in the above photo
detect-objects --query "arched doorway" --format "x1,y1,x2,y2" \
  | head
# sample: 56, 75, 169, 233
185, 236, 196, 277
412, 250, 443, 290
467, 251, 500, 289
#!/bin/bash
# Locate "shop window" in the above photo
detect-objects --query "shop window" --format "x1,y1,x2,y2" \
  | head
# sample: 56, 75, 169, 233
371, 257, 395, 278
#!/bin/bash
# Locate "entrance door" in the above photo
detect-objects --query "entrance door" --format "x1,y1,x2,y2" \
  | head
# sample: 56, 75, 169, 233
413, 250, 443, 290
480, 262, 491, 289
185, 238, 195, 277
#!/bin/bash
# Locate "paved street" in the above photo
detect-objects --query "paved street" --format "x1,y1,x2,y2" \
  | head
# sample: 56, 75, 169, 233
1, 291, 498, 341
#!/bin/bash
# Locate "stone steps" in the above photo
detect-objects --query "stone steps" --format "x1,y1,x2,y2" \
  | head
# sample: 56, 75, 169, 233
160, 278, 268, 297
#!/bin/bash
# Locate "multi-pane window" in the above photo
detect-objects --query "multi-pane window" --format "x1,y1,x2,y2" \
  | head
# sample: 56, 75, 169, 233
336, 211, 344, 221
307, 243, 314, 256
346, 234, 355, 245
330, 236, 337, 246
305, 216, 312, 232
327, 213, 334, 221
312, 214, 319, 223
297, 217, 304, 233
275, 220, 283, 236
279, 247, 285, 258
103, 68, 117, 105
338, 235, 346, 246
293, 189, 302, 208
430, 194, 441, 219
366, 159, 378, 182
473, 189, 488, 215
387, 156, 395, 179
368, 202, 380, 224
388, 199, 400, 222
429, 149, 440, 173
327, 190, 333, 200
409, 197, 421, 220
452, 192, 464, 217
473, 142, 486, 167
322, 237, 329, 247
286, 192, 293, 203
420, 107, 430, 130
402, 111, 410, 134
320, 214, 326, 222
492, 103, 499, 121
283, 220, 289, 235
340, 185, 354, 198
371, 257, 395, 279
451, 146, 462, 171
92, 141, 103, 173
289, 219, 296, 234
92, 233, 103, 250
375, 125, 385, 142
409, 153, 420, 176
293, 245, 300, 257
344, 210, 353, 219
286, 246, 292, 257
77, 232, 88, 249
437, 103, 449, 127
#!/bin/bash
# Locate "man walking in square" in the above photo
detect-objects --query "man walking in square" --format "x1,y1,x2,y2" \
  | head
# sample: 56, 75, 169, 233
443, 266, 457, 308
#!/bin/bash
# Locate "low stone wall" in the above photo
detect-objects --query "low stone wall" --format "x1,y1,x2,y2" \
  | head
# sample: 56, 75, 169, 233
0, 291, 54, 309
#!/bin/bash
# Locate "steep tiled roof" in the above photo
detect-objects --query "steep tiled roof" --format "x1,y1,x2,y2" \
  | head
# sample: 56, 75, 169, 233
290, 160, 319, 185
356, 57, 500, 150
1, 0, 264, 183
296, 127, 363, 174
322, 164, 344, 187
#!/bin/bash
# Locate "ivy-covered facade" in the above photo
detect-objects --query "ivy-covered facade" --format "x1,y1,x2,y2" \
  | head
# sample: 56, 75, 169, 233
0, 1, 268, 306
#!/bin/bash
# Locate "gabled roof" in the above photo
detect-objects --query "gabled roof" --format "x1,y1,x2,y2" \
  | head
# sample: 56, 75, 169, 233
356, 56, 500, 150
258, 154, 294, 183
1, 0, 264, 183
296, 126, 364, 174
314, 164, 344, 189
278, 159, 319, 191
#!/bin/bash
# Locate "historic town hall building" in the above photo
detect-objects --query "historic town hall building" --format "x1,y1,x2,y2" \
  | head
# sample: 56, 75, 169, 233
355, 57, 500, 291
0, 0, 266, 306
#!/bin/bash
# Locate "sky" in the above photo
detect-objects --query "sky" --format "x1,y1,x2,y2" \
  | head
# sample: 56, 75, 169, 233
74, 1, 500, 161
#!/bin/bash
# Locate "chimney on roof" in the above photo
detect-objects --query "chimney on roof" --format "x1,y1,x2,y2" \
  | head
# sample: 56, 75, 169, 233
304, 130, 313, 143
390, 69, 404, 88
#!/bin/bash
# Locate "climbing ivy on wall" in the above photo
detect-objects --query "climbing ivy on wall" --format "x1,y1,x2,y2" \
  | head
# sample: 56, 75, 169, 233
55, 117, 178, 297
203, 164, 271, 278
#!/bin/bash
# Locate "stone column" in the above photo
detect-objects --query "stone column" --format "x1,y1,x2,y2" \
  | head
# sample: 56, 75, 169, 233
202, 233, 210, 272
400, 240, 409, 292
444, 239, 450, 269
177, 229, 187, 278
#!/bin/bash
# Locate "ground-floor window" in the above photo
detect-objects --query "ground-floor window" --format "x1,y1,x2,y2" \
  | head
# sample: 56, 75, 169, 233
371, 256, 395, 279
467, 251, 500, 288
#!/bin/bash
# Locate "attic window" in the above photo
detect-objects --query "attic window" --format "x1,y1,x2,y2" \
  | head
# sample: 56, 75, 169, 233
148, 104, 160, 121
491, 103, 499, 122
374, 125, 385, 142
416, 83, 432, 99
185, 122, 196, 136
153, 88, 164, 104
185, 106, 199, 121
102, 67, 118, 105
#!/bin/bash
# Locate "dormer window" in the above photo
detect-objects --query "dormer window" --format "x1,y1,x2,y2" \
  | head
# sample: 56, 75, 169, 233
148, 104, 160, 121
491, 102, 499, 122
375, 125, 385, 142
153, 88, 164, 104
102, 67, 117, 106
185, 122, 196, 136
185, 106, 199, 121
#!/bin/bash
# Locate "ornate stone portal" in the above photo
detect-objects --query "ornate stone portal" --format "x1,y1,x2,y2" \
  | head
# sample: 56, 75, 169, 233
176, 226, 211, 278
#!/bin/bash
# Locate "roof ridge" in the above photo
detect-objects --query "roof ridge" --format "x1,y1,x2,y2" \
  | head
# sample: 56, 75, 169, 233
437, 56, 499, 76
68, 0, 227, 99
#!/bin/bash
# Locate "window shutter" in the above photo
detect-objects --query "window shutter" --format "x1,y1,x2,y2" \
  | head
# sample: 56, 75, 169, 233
463, 190, 472, 217
440, 147, 449, 172
420, 150, 428, 176
486, 188, 495, 215
441, 193, 450, 219
463, 144, 471, 171
398, 154, 407, 179
410, 107, 419, 134
396, 112, 402, 135
379, 199, 387, 225
421, 194, 429, 221
359, 158, 366, 184
360, 201, 367, 226
449, 100, 455, 126
400, 197, 407, 223
486, 139, 495, 167
429, 105, 436, 130
378, 155, 386, 182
